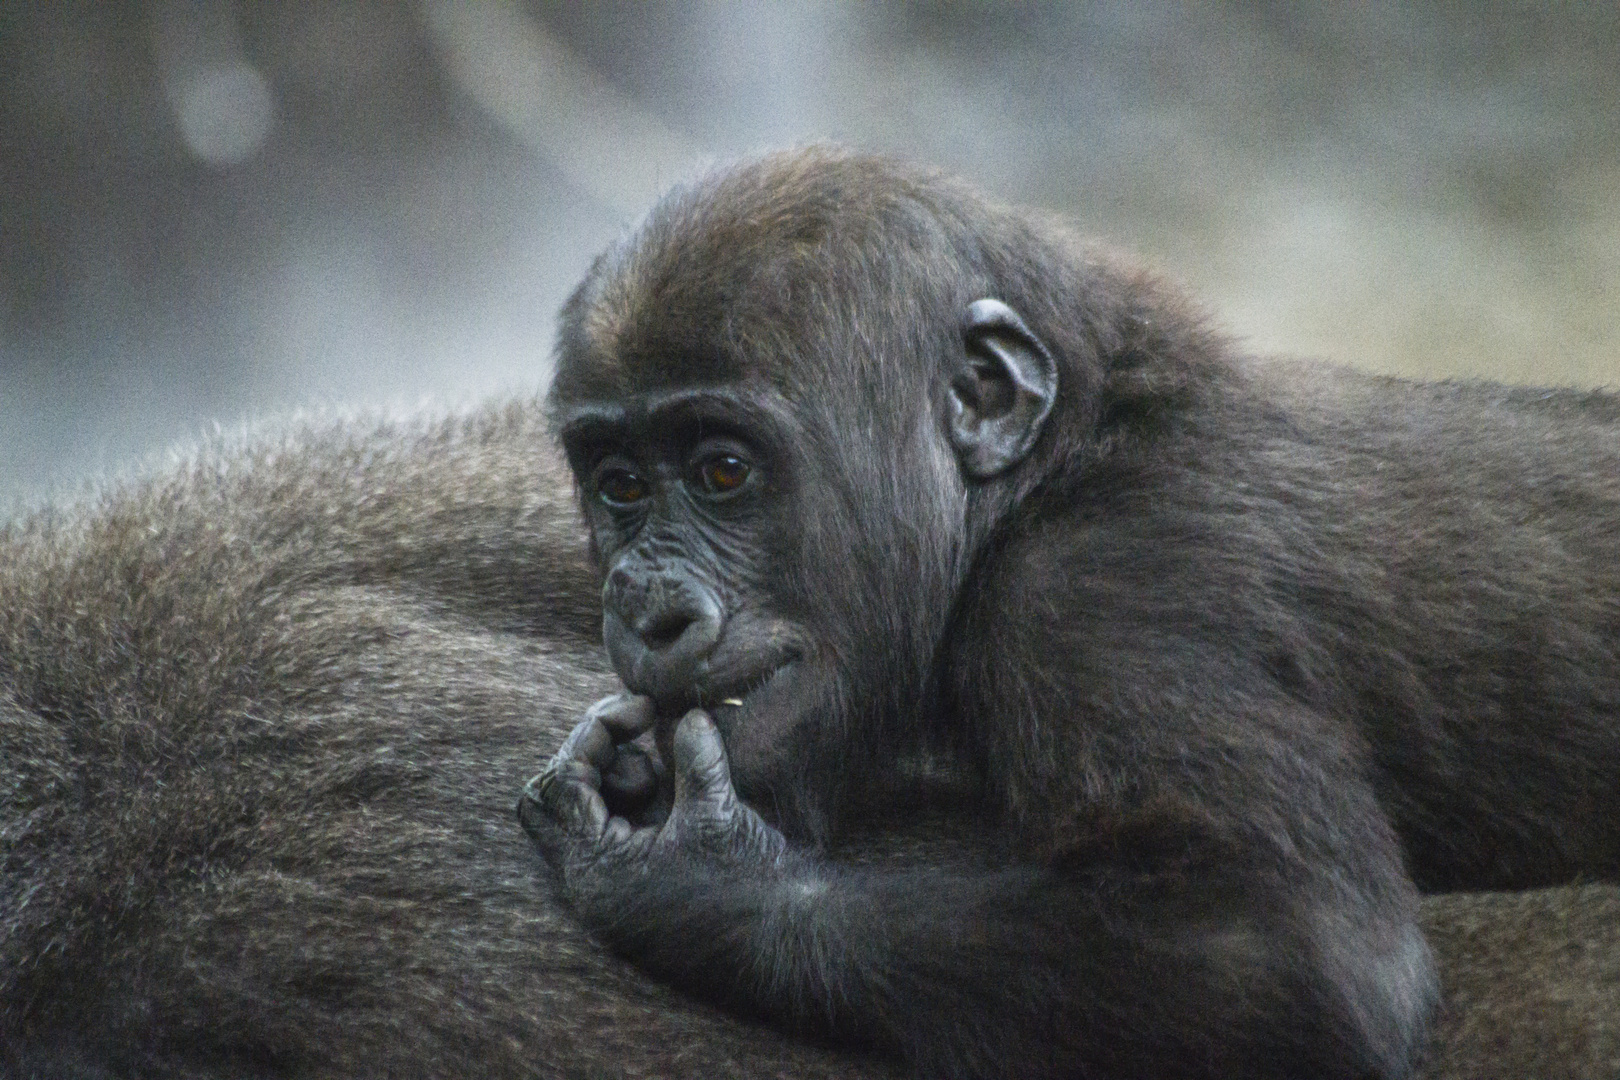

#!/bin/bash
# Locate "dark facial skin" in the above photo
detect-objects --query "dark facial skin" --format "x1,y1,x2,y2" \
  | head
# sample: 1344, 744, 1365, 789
555, 386, 827, 817
521, 148, 1620, 1079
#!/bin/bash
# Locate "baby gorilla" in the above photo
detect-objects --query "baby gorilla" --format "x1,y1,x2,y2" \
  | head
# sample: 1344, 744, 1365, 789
520, 147, 1620, 1079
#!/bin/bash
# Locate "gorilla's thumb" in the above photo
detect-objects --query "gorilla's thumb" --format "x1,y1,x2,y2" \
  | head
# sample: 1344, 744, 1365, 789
672, 709, 731, 803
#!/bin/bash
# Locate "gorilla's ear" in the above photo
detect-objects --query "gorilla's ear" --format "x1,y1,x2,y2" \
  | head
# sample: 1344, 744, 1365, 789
948, 299, 1059, 478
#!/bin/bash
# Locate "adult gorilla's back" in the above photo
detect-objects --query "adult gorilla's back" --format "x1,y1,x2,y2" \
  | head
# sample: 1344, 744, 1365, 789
0, 401, 1612, 1078
0, 403, 890, 1079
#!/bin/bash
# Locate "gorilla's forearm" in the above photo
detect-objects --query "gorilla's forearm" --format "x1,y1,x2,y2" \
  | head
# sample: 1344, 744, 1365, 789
575, 860, 1059, 1052
572, 855, 1427, 1079
583, 854, 1315, 1075
527, 711, 1431, 1080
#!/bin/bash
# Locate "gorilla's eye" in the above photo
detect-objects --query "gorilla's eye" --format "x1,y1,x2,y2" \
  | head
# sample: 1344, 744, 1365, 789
695, 454, 751, 496
596, 467, 648, 507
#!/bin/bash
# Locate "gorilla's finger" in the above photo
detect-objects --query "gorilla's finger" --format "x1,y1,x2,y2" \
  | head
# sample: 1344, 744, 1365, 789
586, 692, 657, 743
520, 760, 610, 841
555, 716, 615, 775
601, 742, 662, 816
671, 709, 732, 805
516, 777, 566, 847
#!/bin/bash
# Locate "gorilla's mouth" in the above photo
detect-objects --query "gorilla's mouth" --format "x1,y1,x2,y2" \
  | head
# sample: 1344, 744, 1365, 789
707, 658, 798, 713
643, 649, 804, 720
650, 658, 802, 783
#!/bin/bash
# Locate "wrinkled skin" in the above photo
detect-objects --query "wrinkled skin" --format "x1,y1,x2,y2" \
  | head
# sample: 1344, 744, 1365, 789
520, 696, 786, 890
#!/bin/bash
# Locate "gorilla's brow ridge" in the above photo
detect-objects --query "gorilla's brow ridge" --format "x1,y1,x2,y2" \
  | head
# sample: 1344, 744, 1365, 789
560, 386, 793, 445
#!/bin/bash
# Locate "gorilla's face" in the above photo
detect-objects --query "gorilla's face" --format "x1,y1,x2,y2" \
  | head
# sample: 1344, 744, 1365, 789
556, 380, 827, 820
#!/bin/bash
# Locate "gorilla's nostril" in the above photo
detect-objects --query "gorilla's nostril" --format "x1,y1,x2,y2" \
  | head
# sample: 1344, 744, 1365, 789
602, 583, 723, 702
638, 610, 695, 650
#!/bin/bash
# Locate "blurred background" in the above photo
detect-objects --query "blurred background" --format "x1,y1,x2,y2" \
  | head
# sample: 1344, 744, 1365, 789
2, 1, 1617, 507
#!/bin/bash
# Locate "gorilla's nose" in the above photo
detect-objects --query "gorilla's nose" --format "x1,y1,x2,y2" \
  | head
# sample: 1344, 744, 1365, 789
634, 607, 701, 650
602, 573, 722, 702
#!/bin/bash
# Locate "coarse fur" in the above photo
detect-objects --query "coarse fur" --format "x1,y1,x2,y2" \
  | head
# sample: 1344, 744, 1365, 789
0, 403, 883, 1079
0, 397, 1613, 1077
527, 147, 1620, 1079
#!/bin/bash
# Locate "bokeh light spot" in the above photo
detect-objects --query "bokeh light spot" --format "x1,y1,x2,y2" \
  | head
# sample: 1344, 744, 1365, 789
174, 62, 274, 167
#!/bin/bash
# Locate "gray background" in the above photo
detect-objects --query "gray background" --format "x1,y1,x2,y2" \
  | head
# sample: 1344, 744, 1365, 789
3, 1, 1618, 509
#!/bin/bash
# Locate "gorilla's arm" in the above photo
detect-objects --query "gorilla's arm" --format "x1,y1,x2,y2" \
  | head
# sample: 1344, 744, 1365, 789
524, 706, 1431, 1080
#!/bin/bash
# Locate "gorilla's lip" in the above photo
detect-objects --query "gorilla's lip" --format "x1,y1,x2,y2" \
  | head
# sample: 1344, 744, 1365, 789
702, 656, 801, 712
649, 659, 801, 756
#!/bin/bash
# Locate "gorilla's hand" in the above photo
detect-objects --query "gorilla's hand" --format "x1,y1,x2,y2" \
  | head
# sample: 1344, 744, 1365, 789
518, 696, 788, 894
